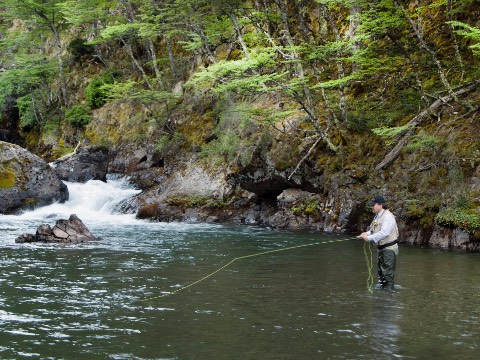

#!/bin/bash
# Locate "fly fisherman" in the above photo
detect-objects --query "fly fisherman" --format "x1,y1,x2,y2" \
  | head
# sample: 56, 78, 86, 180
359, 195, 399, 290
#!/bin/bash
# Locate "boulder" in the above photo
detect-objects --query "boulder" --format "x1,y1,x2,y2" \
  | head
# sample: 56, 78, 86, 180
51, 145, 109, 182
0, 141, 68, 214
15, 214, 99, 244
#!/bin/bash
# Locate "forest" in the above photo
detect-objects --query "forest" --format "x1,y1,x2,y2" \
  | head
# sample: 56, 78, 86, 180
1, 0, 479, 239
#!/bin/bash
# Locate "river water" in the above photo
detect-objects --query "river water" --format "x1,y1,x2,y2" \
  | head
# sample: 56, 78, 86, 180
1, 177, 479, 359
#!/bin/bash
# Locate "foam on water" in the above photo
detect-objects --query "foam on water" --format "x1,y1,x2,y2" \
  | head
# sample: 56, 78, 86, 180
3, 176, 140, 224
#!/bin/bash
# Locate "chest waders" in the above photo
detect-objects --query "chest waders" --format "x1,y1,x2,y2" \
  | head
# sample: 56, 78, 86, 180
371, 210, 399, 290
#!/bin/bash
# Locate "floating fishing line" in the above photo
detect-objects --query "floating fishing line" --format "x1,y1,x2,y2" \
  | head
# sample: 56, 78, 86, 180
140, 236, 368, 302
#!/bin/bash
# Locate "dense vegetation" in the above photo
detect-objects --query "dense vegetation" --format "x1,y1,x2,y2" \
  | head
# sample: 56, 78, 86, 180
0, 0, 479, 233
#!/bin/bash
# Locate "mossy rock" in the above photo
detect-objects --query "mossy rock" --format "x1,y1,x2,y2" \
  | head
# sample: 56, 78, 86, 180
0, 141, 68, 214
0, 167, 16, 189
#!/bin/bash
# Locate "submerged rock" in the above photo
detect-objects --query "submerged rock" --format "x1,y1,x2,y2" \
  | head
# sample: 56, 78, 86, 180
15, 214, 100, 244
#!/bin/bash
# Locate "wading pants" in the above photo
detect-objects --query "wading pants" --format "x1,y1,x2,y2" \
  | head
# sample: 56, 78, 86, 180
377, 248, 396, 290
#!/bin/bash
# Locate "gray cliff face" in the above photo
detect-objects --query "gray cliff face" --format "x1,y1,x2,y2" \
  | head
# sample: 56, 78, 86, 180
0, 141, 68, 214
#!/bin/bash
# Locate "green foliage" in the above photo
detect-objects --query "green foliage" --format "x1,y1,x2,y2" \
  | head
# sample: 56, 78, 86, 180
446, 163, 468, 202
68, 38, 95, 61
291, 198, 322, 216
0, 57, 54, 114
65, 105, 92, 127
435, 208, 480, 234
58, 0, 110, 26
155, 134, 171, 152
371, 125, 411, 145
405, 132, 442, 151
43, 116, 61, 134
85, 70, 122, 108
187, 48, 282, 94
200, 131, 243, 163
100, 23, 139, 41
17, 94, 40, 130
404, 197, 441, 227
155, 132, 185, 154
348, 86, 422, 130
199, 103, 261, 166
449, 21, 480, 56
178, 14, 234, 52
42, 116, 62, 144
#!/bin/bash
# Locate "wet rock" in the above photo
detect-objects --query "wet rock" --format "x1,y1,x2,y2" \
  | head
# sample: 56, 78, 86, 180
15, 214, 99, 244
52, 145, 109, 182
428, 225, 480, 251
0, 141, 68, 214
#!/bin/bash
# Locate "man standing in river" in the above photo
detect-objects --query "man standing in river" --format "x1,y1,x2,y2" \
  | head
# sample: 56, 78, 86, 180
359, 195, 399, 290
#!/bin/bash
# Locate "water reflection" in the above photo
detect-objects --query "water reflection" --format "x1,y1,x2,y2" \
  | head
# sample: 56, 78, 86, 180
366, 292, 402, 357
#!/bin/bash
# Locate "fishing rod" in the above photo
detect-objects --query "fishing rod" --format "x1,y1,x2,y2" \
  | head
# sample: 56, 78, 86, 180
140, 235, 374, 302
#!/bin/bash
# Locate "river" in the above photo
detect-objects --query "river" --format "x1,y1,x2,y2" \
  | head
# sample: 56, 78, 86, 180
1, 177, 479, 359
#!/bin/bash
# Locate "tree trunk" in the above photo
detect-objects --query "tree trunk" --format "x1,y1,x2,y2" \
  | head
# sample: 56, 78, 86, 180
51, 26, 68, 107
122, 38, 153, 90
230, 13, 250, 59
146, 38, 164, 89
375, 79, 480, 170
321, 5, 348, 125
447, 0, 465, 80
348, 5, 360, 73
165, 35, 177, 82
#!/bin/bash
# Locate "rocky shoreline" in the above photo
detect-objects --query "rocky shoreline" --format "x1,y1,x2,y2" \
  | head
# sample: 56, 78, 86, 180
1, 141, 479, 251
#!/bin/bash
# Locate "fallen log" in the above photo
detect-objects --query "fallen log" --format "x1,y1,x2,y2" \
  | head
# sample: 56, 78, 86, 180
375, 78, 480, 171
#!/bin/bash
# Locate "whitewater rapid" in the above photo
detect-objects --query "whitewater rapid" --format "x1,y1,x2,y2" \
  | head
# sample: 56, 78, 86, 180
0, 175, 146, 244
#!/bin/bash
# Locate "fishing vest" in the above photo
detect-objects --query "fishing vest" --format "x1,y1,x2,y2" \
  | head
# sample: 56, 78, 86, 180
371, 209, 399, 249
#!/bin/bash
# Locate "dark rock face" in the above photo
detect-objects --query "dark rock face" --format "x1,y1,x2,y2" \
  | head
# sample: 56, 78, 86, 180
52, 145, 109, 183
15, 214, 99, 244
0, 141, 68, 214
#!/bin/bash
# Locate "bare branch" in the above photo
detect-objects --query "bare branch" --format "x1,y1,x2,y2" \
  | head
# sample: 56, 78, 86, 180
375, 78, 480, 171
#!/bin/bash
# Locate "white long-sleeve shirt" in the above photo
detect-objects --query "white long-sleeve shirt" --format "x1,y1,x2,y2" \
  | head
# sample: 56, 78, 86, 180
366, 209, 397, 244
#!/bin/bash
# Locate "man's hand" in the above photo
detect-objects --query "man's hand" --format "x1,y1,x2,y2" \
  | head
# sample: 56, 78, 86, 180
358, 233, 370, 242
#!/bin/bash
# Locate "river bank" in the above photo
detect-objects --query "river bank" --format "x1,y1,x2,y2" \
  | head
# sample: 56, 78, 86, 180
2, 139, 479, 251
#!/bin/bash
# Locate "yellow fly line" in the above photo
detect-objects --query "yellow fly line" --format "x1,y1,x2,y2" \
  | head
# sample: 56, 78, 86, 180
141, 236, 372, 302
363, 241, 375, 293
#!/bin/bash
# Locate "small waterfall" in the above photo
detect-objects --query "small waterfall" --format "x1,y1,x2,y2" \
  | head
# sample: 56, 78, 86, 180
1, 175, 141, 225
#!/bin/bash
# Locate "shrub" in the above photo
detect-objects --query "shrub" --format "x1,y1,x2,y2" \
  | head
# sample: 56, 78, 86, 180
85, 70, 122, 108
291, 198, 322, 215
68, 38, 95, 62
65, 105, 92, 127
16, 95, 38, 130
435, 208, 480, 234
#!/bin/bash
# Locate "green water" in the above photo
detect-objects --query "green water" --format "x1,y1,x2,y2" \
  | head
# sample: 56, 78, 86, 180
1, 221, 479, 359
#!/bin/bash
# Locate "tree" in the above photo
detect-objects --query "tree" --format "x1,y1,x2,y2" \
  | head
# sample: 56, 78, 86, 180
1, 0, 71, 106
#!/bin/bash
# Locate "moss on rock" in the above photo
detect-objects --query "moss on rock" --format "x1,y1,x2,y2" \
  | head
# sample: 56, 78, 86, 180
0, 167, 16, 189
